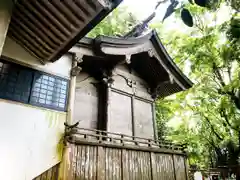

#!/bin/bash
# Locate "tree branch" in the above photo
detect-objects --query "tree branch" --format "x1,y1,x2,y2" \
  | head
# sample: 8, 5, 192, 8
227, 65, 232, 82
220, 108, 239, 132
204, 116, 224, 141
213, 63, 225, 87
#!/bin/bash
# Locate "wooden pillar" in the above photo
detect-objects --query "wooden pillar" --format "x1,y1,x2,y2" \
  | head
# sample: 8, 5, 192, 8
0, 0, 14, 55
152, 103, 158, 141
59, 54, 80, 180
97, 81, 109, 131
131, 96, 135, 137
66, 57, 78, 124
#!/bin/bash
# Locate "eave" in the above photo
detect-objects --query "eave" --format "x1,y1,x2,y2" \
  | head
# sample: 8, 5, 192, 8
8, 0, 122, 63
75, 30, 193, 98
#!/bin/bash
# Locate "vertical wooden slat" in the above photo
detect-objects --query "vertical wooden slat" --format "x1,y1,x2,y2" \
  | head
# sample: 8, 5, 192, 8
116, 149, 121, 180
128, 150, 133, 180
132, 150, 136, 180
155, 154, 160, 180
73, 145, 78, 180
174, 155, 186, 180
51, 164, 58, 180
122, 149, 129, 180
148, 152, 152, 180
184, 156, 189, 180
40, 170, 47, 180
144, 152, 149, 180
80, 145, 86, 179
46, 167, 53, 180
110, 148, 114, 180
105, 148, 109, 180
118, 149, 122, 180
173, 154, 177, 180
75, 145, 81, 179
89, 146, 93, 179
97, 146, 105, 180
34, 175, 41, 180
92, 146, 97, 180
150, 152, 157, 180
85, 146, 90, 180
110, 148, 113, 180
139, 151, 143, 180
142, 152, 148, 180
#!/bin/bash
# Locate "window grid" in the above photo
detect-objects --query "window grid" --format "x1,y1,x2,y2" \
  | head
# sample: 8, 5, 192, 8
0, 61, 33, 103
30, 72, 68, 111
0, 59, 69, 111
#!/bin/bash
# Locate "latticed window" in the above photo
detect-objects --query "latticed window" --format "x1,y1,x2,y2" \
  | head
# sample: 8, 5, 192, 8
0, 59, 69, 111
30, 72, 68, 111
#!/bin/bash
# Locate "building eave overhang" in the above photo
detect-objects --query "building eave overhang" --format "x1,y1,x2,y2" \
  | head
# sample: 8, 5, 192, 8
76, 30, 193, 98
8, 0, 122, 63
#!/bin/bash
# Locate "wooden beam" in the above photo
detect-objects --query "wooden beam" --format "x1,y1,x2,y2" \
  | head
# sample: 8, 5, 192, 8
0, 0, 14, 55
67, 55, 79, 124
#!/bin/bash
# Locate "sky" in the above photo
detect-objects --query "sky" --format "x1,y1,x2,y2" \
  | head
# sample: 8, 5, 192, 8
121, 0, 174, 22
120, 0, 189, 32
122, 0, 160, 19
118, 0, 232, 31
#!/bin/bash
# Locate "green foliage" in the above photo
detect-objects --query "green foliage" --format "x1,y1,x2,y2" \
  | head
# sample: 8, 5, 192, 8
154, 2, 240, 173
87, 6, 138, 38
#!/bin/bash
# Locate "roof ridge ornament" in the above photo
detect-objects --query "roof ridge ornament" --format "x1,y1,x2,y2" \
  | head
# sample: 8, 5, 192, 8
125, 54, 131, 64
98, 0, 113, 10
148, 49, 155, 58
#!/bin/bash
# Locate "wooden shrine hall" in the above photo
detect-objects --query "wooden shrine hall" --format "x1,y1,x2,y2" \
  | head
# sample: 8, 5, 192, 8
61, 30, 193, 180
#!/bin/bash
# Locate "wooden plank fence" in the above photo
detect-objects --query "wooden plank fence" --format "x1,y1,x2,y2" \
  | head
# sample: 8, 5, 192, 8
65, 127, 188, 180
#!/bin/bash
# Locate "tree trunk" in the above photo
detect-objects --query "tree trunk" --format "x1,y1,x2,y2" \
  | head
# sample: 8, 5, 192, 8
236, 166, 240, 180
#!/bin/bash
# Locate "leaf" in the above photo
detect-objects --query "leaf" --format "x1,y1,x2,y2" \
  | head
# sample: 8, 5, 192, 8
181, 8, 194, 27
194, 0, 208, 7
188, 0, 194, 4
162, 1, 179, 22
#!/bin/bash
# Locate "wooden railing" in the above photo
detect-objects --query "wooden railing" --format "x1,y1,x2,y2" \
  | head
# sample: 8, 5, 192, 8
64, 126, 188, 180
64, 126, 185, 154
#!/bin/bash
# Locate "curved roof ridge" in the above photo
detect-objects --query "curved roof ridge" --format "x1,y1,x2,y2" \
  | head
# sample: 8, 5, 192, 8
149, 30, 193, 88
76, 29, 193, 97
79, 31, 154, 46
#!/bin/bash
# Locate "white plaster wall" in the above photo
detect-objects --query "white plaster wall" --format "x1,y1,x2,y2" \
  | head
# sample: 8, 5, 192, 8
2, 37, 72, 78
0, 100, 66, 180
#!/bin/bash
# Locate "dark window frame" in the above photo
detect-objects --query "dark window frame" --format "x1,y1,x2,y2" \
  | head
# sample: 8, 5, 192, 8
0, 59, 69, 111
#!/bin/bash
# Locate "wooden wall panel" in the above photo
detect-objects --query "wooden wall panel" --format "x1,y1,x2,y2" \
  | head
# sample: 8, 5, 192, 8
112, 75, 133, 95
174, 155, 187, 180
112, 65, 153, 101
154, 154, 175, 180
108, 91, 132, 136
105, 148, 122, 180
134, 99, 154, 139
73, 74, 98, 129
68, 144, 187, 180
72, 145, 98, 180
